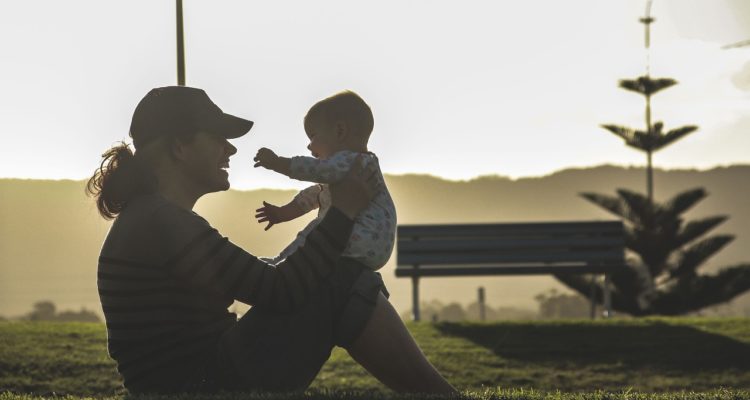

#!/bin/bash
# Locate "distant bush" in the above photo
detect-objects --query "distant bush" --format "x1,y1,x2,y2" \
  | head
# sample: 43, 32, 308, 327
22, 300, 100, 322
401, 299, 536, 322
534, 289, 590, 319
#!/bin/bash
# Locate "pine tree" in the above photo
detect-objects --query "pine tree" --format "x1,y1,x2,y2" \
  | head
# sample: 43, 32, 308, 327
555, 2, 750, 315
555, 188, 750, 315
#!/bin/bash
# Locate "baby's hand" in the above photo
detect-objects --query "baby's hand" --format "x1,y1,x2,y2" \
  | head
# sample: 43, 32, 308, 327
255, 201, 283, 231
254, 148, 279, 170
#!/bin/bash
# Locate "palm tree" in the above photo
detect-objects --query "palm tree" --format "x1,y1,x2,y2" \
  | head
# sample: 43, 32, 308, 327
559, 2, 750, 315
555, 188, 750, 315
601, 1, 698, 202
601, 78, 698, 202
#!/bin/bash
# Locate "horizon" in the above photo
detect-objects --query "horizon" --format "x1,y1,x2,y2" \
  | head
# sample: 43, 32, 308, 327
4, 161, 749, 190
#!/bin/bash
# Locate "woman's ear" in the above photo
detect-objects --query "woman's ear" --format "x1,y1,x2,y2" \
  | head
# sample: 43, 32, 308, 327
169, 137, 188, 161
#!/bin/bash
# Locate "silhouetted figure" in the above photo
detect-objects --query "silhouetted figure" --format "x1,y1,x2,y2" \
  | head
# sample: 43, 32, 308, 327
88, 86, 454, 394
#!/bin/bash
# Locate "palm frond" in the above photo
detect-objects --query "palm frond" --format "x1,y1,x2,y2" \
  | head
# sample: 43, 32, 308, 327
579, 192, 629, 220
601, 124, 637, 142
616, 189, 654, 225
650, 121, 664, 135
651, 263, 750, 315
654, 125, 699, 151
663, 188, 707, 218
623, 225, 639, 249
673, 216, 729, 247
554, 271, 648, 316
618, 76, 678, 96
632, 129, 657, 151
671, 235, 735, 278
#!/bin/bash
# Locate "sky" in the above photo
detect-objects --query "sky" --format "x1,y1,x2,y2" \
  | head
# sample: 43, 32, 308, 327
1, 0, 749, 190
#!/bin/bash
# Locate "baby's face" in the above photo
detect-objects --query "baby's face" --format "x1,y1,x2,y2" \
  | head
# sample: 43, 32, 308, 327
304, 121, 339, 159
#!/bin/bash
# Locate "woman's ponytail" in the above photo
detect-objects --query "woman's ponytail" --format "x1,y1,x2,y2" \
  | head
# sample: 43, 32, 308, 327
86, 142, 156, 220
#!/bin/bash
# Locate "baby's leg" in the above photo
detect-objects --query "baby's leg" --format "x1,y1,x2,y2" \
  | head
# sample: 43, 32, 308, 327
345, 293, 457, 394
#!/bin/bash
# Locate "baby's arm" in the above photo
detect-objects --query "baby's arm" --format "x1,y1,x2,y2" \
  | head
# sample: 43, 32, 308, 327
255, 148, 367, 185
254, 147, 292, 176
288, 151, 365, 184
255, 185, 322, 231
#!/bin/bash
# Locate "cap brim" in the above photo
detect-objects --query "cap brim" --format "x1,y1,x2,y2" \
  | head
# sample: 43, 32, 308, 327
217, 113, 254, 139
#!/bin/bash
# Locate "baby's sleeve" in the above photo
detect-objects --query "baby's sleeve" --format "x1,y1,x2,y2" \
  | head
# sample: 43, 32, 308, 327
292, 184, 322, 214
289, 151, 362, 184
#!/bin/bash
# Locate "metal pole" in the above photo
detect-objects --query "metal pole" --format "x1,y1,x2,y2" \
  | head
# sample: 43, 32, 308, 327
478, 286, 486, 321
412, 273, 420, 322
603, 274, 612, 319
589, 275, 597, 320
176, 0, 186, 86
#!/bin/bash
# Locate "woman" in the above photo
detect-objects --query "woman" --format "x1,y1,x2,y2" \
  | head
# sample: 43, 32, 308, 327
88, 86, 455, 394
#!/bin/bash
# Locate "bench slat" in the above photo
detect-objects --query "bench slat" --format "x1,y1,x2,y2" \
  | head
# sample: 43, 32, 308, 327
397, 236, 624, 253
398, 250, 623, 266
398, 221, 623, 239
394, 264, 625, 277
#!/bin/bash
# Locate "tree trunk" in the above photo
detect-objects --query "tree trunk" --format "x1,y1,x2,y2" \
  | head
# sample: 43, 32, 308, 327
647, 150, 653, 203
645, 92, 653, 203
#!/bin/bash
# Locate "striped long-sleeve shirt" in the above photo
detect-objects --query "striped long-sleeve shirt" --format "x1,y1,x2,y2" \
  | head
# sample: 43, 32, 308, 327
97, 194, 353, 392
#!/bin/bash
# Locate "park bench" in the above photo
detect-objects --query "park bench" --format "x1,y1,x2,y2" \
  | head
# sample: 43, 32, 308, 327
395, 220, 626, 321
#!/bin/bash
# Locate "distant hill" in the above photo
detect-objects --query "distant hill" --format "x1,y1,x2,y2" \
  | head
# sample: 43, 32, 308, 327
2, 164, 749, 317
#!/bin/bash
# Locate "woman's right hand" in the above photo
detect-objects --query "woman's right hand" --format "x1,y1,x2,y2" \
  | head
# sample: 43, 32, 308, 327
329, 155, 380, 220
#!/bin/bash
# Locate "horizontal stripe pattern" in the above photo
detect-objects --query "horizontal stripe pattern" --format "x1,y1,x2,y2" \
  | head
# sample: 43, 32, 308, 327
99, 202, 353, 392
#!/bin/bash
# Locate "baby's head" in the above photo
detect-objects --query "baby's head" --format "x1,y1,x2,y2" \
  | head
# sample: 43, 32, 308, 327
303, 90, 373, 159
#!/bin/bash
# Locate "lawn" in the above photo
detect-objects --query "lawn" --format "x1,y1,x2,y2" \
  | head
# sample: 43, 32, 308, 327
1, 318, 749, 399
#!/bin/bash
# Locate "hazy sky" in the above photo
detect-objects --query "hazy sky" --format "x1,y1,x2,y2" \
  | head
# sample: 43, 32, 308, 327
1, 0, 748, 190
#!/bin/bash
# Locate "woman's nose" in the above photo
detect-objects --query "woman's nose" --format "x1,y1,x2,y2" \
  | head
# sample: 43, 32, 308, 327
227, 141, 238, 156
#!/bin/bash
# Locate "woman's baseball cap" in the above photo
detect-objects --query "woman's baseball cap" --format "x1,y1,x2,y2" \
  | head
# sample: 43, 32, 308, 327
130, 86, 253, 148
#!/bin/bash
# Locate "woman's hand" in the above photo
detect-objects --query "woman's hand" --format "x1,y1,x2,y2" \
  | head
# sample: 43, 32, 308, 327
329, 155, 380, 220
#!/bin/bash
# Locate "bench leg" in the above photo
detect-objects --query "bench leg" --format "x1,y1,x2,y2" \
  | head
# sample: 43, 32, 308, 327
589, 275, 597, 320
412, 276, 421, 322
603, 273, 612, 319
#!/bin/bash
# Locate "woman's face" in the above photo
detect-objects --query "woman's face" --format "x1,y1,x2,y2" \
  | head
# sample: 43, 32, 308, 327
179, 131, 237, 194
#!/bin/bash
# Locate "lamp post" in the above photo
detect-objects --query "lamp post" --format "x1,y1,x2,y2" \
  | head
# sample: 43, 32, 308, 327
176, 0, 185, 86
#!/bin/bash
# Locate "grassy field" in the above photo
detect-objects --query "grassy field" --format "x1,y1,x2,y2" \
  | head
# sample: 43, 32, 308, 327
1, 318, 749, 399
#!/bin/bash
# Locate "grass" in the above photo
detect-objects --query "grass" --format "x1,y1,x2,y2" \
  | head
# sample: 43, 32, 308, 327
1, 318, 750, 399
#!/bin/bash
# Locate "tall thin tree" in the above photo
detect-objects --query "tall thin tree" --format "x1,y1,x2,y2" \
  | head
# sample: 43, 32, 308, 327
601, 1, 697, 202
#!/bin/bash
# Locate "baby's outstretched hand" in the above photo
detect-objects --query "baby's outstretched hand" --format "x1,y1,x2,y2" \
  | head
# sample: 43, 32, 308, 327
255, 201, 283, 231
254, 148, 278, 170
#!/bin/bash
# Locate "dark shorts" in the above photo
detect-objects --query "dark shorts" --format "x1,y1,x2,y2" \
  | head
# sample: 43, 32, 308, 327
185, 257, 388, 393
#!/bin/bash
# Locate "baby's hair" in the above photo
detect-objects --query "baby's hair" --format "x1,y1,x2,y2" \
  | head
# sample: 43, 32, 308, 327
304, 90, 374, 142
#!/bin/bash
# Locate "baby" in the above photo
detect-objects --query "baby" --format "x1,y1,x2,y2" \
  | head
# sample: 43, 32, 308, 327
253, 90, 396, 270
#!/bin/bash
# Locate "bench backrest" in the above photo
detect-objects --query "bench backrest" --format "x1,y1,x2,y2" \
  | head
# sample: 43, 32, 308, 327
396, 221, 625, 277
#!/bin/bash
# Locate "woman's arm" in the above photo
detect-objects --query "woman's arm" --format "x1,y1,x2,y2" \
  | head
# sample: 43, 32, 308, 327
157, 156, 377, 313
160, 212, 349, 313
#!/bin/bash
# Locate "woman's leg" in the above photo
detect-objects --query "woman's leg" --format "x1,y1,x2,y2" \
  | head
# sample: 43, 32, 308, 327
345, 293, 457, 394
217, 294, 337, 392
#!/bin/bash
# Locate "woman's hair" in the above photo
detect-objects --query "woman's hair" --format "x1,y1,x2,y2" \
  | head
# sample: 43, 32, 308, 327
86, 142, 157, 220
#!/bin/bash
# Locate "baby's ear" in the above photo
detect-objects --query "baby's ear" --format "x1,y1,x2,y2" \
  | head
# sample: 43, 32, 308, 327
335, 121, 349, 141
